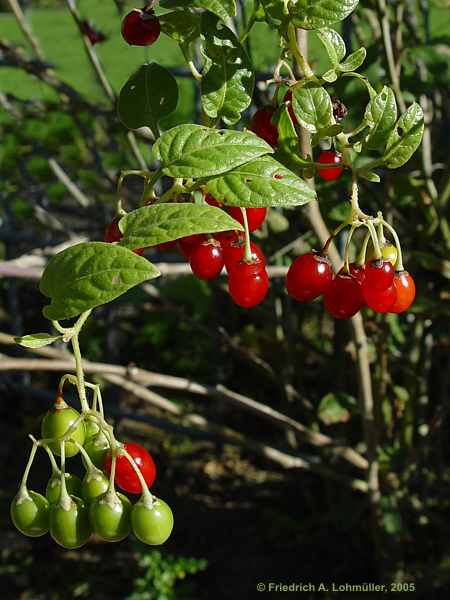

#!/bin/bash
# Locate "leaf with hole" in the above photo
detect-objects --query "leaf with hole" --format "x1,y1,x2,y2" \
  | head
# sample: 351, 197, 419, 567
292, 86, 333, 133
159, 0, 236, 22
152, 124, 273, 178
40, 243, 159, 320
364, 86, 397, 149
15, 333, 63, 349
205, 155, 316, 208
383, 103, 424, 169
316, 28, 346, 65
118, 204, 243, 250
118, 64, 178, 137
200, 14, 254, 126
291, 0, 359, 29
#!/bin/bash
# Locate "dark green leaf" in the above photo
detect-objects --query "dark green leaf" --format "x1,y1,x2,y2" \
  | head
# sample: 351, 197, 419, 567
200, 14, 254, 125
259, 0, 287, 23
40, 243, 159, 320
160, 0, 236, 21
291, 0, 359, 29
15, 333, 63, 349
152, 124, 273, 178
119, 204, 243, 249
118, 64, 178, 137
159, 10, 201, 44
318, 392, 356, 425
275, 106, 312, 171
383, 103, 424, 169
364, 86, 397, 149
316, 28, 346, 65
292, 86, 333, 133
205, 155, 316, 207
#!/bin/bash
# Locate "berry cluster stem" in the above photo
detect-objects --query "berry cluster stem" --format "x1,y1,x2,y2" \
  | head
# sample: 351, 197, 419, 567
240, 208, 253, 263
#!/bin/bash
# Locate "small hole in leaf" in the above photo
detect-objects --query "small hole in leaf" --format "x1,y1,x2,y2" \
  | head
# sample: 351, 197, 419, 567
130, 85, 136, 91
274, 173, 284, 180
398, 127, 404, 136
245, 177, 253, 183
381, 93, 386, 101
160, 97, 165, 105
112, 275, 121, 286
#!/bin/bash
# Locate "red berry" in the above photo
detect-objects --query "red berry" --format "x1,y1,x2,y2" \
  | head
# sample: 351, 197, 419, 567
104, 442, 156, 494
189, 240, 224, 280
215, 230, 242, 247
317, 151, 344, 181
339, 262, 365, 284
155, 240, 177, 251
390, 271, 416, 313
105, 217, 122, 243
249, 107, 278, 146
363, 259, 394, 292
227, 207, 267, 232
205, 194, 223, 208
363, 284, 397, 313
284, 90, 298, 126
324, 273, 364, 319
178, 234, 206, 259
121, 9, 161, 46
285, 252, 333, 302
228, 263, 269, 308
224, 238, 265, 273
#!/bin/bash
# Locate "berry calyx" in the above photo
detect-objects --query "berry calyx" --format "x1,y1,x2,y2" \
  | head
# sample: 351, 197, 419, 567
324, 274, 364, 319
317, 151, 344, 181
121, 9, 161, 47
367, 243, 398, 266
228, 262, 269, 308
223, 238, 265, 273
339, 262, 365, 285
189, 239, 224, 280
363, 284, 397, 313
249, 107, 279, 146
363, 259, 395, 292
105, 442, 156, 494
390, 271, 416, 313
227, 207, 267, 232
286, 252, 333, 302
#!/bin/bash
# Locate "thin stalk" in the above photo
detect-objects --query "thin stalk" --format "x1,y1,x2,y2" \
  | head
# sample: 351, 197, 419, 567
18, 440, 39, 493
380, 219, 404, 271
240, 208, 252, 262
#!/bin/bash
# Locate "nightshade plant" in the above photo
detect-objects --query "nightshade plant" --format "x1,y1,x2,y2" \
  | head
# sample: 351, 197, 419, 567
11, 0, 424, 548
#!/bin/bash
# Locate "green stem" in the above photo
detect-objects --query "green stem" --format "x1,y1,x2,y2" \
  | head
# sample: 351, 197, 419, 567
376, 211, 386, 245
344, 225, 357, 273
19, 439, 39, 493
287, 24, 315, 80
69, 310, 92, 412
74, 440, 97, 473
41, 442, 59, 475
322, 222, 350, 255
59, 440, 72, 510
366, 220, 382, 260
241, 208, 252, 263
356, 231, 371, 266
380, 219, 404, 271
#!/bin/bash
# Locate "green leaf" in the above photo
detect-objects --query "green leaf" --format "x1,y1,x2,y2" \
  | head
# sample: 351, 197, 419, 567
364, 86, 397, 149
292, 86, 333, 133
318, 393, 356, 425
383, 103, 424, 169
291, 0, 359, 29
360, 171, 381, 183
337, 47, 366, 72
118, 204, 243, 250
152, 124, 273, 178
160, 0, 236, 22
118, 64, 178, 137
259, 0, 287, 24
205, 155, 316, 207
40, 243, 159, 320
200, 14, 254, 126
275, 105, 312, 171
159, 10, 201, 44
15, 333, 63, 349
322, 69, 338, 83
316, 28, 346, 65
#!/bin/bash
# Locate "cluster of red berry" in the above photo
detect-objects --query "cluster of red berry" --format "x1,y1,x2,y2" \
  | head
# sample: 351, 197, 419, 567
250, 98, 344, 182
286, 248, 416, 319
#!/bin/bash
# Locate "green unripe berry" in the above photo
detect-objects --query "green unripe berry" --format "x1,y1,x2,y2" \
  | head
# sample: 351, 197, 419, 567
10, 490, 50, 537
46, 472, 82, 504
41, 400, 85, 458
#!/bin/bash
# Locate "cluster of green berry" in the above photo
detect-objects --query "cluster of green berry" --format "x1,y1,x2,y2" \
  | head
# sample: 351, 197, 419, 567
11, 388, 173, 549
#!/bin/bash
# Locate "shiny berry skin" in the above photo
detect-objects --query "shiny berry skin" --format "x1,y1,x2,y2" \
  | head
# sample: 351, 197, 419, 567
363, 284, 397, 313
249, 106, 278, 146
83, 431, 110, 470
228, 263, 269, 308
46, 472, 82, 505
223, 239, 265, 273
105, 217, 122, 243
339, 262, 365, 285
89, 491, 132, 542
284, 90, 298, 126
215, 230, 243, 247
285, 252, 333, 302
41, 404, 85, 458
105, 442, 156, 494
317, 151, 344, 181
189, 240, 224, 280
121, 10, 161, 46
178, 234, 205, 259
131, 497, 174, 546
81, 470, 109, 502
50, 496, 91, 549
390, 271, 416, 313
227, 207, 267, 232
324, 274, 364, 319
363, 259, 395, 292
10, 490, 50, 537
367, 243, 398, 266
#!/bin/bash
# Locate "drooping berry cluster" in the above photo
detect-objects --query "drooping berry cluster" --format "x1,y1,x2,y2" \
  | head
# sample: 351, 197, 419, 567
286, 244, 416, 319
11, 392, 173, 548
